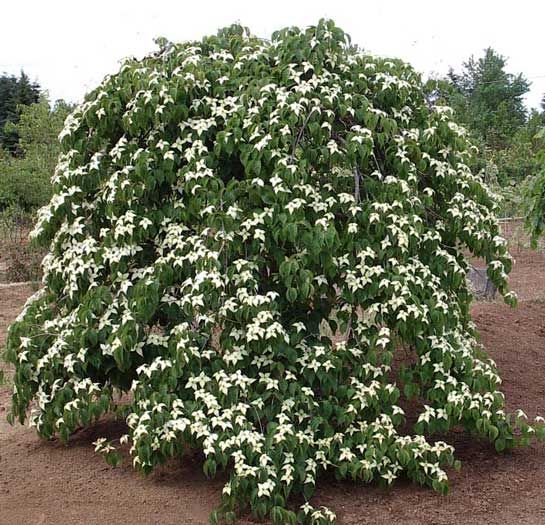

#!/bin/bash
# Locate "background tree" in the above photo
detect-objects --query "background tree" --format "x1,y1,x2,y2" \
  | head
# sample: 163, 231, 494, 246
524, 127, 545, 244
0, 71, 41, 153
447, 48, 530, 150
0, 96, 71, 210
426, 49, 544, 217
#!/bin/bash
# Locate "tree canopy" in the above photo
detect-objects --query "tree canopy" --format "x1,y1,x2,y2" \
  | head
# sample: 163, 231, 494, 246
446, 48, 530, 149
5, 21, 544, 524
425, 49, 543, 212
0, 71, 41, 153
0, 97, 71, 210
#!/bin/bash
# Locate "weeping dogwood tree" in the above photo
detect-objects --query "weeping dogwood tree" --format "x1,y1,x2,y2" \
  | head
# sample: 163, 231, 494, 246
5, 20, 544, 524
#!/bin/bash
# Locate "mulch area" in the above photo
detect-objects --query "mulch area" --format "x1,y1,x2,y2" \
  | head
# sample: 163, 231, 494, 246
1, 249, 545, 524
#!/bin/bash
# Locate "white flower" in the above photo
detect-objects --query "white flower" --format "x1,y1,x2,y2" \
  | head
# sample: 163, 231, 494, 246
257, 479, 275, 498
339, 447, 355, 462
270, 175, 283, 186
293, 322, 306, 333
516, 409, 528, 420
327, 140, 340, 155
285, 198, 305, 214
382, 470, 397, 484
93, 437, 107, 452
254, 229, 266, 242
254, 134, 272, 151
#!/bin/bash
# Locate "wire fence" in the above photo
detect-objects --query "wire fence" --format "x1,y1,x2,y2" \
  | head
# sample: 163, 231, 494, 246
0, 210, 41, 283
0, 214, 539, 284
498, 216, 544, 253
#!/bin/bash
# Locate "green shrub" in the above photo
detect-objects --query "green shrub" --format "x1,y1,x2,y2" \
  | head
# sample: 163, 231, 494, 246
5, 21, 544, 523
0, 98, 71, 211
0, 154, 52, 210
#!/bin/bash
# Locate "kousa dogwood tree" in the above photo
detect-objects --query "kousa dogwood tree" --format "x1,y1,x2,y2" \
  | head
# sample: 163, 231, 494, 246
5, 20, 545, 524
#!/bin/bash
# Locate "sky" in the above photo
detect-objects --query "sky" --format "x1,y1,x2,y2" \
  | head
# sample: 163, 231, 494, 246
2, 0, 544, 109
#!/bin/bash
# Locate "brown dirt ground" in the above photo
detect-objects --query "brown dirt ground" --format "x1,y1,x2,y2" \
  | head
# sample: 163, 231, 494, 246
1, 249, 545, 525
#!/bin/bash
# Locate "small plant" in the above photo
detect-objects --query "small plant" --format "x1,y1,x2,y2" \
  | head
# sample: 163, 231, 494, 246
4, 20, 545, 524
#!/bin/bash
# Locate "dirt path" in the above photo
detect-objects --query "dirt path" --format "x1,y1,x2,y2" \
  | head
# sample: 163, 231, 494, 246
1, 250, 545, 525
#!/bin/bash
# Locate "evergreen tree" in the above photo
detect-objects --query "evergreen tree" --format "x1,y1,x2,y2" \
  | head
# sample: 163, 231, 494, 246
0, 75, 19, 139
447, 48, 530, 149
0, 71, 40, 152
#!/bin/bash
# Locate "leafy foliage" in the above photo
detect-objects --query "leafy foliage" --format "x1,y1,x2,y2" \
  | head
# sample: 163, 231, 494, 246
445, 48, 530, 150
524, 127, 545, 245
426, 51, 543, 220
0, 97, 71, 210
0, 71, 41, 152
5, 21, 545, 523
486, 118, 543, 186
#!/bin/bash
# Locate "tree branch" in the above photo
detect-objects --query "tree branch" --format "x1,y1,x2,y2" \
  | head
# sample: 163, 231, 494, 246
291, 110, 315, 161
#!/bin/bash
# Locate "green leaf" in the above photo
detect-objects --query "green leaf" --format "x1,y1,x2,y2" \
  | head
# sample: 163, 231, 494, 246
287, 287, 297, 303
495, 438, 506, 453
105, 451, 122, 468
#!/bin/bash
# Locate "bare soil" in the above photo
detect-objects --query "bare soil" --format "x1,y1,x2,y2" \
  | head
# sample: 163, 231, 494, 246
1, 249, 545, 525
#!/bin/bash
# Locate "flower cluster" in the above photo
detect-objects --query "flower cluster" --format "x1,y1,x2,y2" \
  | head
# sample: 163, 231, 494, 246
5, 19, 544, 524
